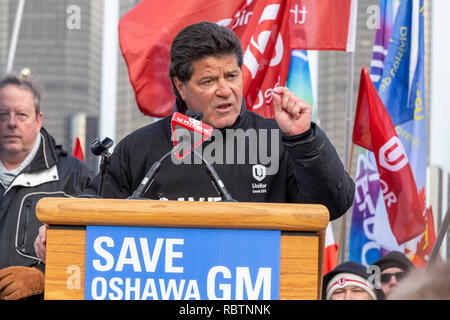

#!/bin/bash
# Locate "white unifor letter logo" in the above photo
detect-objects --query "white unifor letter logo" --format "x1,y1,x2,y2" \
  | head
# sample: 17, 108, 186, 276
252, 164, 266, 182
243, 4, 283, 80
379, 136, 408, 172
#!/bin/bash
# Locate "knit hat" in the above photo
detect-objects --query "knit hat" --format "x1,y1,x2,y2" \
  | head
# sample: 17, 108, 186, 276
322, 261, 385, 300
372, 251, 415, 272
326, 272, 377, 300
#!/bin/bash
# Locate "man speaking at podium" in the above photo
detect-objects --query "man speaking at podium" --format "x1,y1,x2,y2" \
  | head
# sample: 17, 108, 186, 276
82, 21, 354, 223
87, 21, 354, 219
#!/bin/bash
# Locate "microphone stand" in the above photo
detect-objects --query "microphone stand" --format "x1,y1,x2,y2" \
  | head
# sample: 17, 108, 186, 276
90, 137, 113, 197
128, 138, 234, 202
128, 141, 185, 200
191, 148, 235, 202
129, 109, 234, 201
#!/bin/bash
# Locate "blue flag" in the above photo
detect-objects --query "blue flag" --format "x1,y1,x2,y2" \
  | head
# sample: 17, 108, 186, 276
378, 0, 425, 126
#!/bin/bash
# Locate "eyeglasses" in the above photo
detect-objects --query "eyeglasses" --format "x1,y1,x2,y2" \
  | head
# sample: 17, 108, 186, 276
380, 272, 406, 283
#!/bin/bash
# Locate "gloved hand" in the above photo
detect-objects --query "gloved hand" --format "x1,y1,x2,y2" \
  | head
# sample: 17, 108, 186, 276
0, 266, 44, 300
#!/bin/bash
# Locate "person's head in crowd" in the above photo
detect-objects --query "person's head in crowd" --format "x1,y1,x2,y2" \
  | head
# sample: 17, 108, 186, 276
0, 74, 42, 169
372, 251, 415, 297
388, 262, 450, 300
322, 261, 385, 300
169, 21, 244, 129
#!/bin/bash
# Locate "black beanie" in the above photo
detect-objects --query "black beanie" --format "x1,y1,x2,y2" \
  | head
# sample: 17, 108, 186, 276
372, 251, 415, 272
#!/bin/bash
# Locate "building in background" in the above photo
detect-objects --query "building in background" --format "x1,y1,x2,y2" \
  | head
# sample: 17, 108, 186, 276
0, 0, 155, 174
0, 0, 103, 173
116, 0, 155, 144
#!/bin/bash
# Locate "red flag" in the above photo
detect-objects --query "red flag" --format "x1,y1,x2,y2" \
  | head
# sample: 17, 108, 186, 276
352, 67, 425, 245
323, 224, 338, 275
119, 0, 355, 118
72, 137, 84, 162
235, 0, 291, 118
118, 0, 244, 118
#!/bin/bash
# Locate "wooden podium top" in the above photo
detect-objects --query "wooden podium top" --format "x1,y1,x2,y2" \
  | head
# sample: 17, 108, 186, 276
36, 198, 329, 232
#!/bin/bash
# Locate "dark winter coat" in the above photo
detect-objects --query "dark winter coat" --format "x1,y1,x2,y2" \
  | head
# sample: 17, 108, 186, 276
88, 105, 354, 222
0, 128, 91, 271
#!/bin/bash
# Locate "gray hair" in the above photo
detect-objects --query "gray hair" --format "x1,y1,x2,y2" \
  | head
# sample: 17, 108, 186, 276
0, 74, 41, 115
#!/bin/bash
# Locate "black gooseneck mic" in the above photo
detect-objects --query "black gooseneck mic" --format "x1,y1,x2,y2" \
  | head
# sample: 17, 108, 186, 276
191, 147, 235, 201
127, 137, 185, 200
128, 110, 235, 201
183, 111, 234, 201
91, 137, 114, 197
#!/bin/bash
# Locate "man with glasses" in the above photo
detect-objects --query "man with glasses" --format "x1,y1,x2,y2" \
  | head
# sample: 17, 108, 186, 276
0, 74, 91, 299
373, 251, 416, 297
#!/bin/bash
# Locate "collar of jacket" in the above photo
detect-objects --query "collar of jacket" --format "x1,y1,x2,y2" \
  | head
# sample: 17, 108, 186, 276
22, 127, 65, 174
2, 128, 64, 193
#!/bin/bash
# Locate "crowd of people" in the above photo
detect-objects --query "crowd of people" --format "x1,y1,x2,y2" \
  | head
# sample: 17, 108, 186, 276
0, 21, 447, 301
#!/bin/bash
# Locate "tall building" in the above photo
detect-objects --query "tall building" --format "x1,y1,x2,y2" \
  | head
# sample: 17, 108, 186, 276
316, 0, 378, 172
0, 0, 103, 172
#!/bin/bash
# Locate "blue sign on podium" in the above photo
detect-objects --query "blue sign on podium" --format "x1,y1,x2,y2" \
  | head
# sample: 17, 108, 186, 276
84, 226, 280, 300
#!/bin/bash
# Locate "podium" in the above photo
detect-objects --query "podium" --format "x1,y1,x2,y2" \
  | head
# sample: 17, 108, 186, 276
36, 198, 329, 300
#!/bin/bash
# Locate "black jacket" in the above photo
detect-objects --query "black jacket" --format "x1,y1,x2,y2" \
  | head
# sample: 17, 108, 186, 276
0, 128, 91, 271
89, 106, 354, 221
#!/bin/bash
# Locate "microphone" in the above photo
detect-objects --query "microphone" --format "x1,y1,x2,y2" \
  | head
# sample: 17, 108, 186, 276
171, 110, 212, 160
174, 111, 234, 202
129, 110, 234, 201
128, 111, 212, 199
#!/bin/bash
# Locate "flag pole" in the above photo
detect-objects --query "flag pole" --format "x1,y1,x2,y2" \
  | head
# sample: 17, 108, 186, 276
6, 0, 26, 73
336, 49, 356, 265
100, 0, 119, 147
336, 142, 355, 265
427, 206, 450, 269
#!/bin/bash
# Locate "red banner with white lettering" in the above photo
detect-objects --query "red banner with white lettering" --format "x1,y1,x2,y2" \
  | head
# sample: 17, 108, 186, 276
352, 67, 426, 245
119, 0, 355, 118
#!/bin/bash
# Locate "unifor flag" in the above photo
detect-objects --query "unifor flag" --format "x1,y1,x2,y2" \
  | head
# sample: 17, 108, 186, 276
349, 0, 429, 266
352, 67, 425, 245
118, 0, 357, 119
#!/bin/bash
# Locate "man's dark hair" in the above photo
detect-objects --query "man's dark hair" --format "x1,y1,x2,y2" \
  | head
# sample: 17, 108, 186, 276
0, 74, 41, 115
169, 21, 243, 113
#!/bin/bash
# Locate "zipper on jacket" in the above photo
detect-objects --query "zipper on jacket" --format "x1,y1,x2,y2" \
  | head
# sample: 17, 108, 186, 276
20, 198, 32, 253
15, 191, 73, 262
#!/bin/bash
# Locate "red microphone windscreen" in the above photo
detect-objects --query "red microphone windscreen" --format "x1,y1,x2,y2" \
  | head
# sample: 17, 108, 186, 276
170, 112, 213, 160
